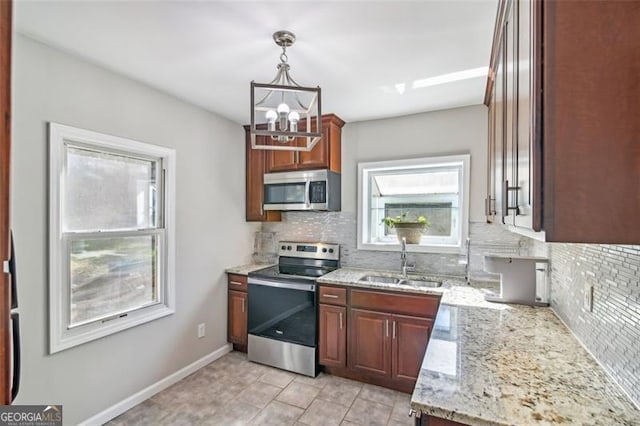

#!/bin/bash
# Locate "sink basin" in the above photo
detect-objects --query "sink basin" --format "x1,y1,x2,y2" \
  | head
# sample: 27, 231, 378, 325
403, 279, 443, 288
359, 275, 402, 285
358, 275, 443, 288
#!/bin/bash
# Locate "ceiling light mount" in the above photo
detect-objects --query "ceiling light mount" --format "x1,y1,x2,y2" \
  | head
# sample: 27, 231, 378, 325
250, 30, 322, 151
273, 30, 296, 48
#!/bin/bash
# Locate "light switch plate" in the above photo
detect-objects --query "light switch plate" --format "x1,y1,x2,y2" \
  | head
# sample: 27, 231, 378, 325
584, 284, 594, 312
197, 323, 206, 338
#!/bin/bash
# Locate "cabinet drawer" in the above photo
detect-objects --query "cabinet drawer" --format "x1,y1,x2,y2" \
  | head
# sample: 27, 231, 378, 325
350, 289, 439, 318
227, 274, 248, 292
319, 286, 347, 305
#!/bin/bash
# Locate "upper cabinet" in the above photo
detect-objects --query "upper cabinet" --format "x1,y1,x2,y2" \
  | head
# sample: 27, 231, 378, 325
486, 0, 640, 244
244, 128, 282, 222
265, 114, 344, 173
244, 113, 344, 222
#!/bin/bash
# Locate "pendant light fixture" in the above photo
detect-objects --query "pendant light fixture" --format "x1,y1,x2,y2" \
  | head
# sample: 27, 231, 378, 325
250, 30, 322, 151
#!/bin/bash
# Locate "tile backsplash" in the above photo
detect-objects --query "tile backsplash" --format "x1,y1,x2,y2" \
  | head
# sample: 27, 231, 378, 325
260, 211, 530, 279
259, 212, 640, 408
548, 243, 640, 407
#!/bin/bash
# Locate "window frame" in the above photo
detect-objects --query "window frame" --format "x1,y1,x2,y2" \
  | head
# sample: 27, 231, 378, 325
49, 123, 176, 353
357, 154, 470, 254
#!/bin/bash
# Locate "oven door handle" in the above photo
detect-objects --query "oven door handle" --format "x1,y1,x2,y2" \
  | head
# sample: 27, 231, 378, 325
248, 278, 316, 293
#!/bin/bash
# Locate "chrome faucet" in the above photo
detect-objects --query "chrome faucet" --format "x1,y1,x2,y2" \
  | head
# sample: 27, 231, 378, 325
400, 237, 415, 278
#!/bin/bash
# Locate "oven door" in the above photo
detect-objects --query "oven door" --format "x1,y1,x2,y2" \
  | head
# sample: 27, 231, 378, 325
247, 278, 317, 348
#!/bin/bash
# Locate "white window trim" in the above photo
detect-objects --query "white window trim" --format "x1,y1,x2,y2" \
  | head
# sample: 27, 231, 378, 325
49, 123, 176, 353
357, 154, 470, 254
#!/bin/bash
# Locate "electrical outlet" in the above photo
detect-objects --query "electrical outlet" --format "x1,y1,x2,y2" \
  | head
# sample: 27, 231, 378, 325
584, 285, 594, 312
197, 323, 206, 338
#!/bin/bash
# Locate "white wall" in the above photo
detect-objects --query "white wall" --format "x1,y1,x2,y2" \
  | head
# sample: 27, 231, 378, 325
341, 105, 487, 222
11, 35, 258, 424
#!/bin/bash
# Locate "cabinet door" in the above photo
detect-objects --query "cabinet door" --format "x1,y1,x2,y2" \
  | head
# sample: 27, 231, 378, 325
319, 304, 347, 368
245, 130, 281, 222
349, 309, 391, 377
492, 41, 505, 222
265, 140, 299, 172
503, 3, 518, 226
297, 124, 329, 171
542, 1, 640, 243
391, 315, 432, 383
513, 0, 534, 229
297, 116, 339, 171
228, 290, 247, 346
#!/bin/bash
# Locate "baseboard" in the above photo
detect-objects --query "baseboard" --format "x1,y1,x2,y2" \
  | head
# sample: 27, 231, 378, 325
79, 343, 232, 426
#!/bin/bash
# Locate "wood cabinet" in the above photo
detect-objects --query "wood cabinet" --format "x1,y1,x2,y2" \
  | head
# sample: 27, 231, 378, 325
265, 114, 344, 173
349, 310, 433, 385
244, 114, 343, 222
415, 415, 467, 426
392, 315, 433, 383
486, 0, 640, 243
318, 304, 347, 368
244, 128, 281, 222
227, 274, 248, 351
349, 309, 391, 377
319, 284, 440, 393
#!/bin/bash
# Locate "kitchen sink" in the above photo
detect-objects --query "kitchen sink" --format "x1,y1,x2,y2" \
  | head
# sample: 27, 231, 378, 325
358, 275, 443, 288
402, 279, 443, 288
359, 275, 402, 285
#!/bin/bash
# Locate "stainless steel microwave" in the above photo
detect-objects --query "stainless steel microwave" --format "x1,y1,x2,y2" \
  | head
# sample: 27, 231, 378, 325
263, 169, 341, 211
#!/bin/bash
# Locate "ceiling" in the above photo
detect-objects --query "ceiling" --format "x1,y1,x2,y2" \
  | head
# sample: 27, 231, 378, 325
14, 1, 498, 124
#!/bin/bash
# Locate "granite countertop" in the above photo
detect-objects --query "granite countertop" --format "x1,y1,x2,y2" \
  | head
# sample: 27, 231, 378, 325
225, 263, 274, 276
318, 267, 640, 426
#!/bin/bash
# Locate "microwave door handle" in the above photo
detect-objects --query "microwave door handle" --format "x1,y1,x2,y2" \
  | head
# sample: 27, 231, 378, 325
305, 180, 311, 208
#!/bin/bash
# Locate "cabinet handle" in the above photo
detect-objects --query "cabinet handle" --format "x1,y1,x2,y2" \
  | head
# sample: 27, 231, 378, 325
392, 321, 396, 339
503, 179, 520, 216
241, 299, 245, 313
385, 319, 389, 337
230, 281, 244, 286
323, 294, 339, 299
339, 312, 343, 329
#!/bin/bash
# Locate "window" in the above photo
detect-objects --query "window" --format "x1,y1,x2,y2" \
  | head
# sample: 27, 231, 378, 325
49, 123, 175, 353
358, 154, 470, 253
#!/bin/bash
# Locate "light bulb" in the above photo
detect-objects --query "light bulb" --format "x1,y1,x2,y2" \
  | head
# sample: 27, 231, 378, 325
277, 103, 289, 131
277, 103, 290, 114
265, 110, 277, 131
288, 111, 300, 132
265, 110, 277, 122
288, 111, 300, 123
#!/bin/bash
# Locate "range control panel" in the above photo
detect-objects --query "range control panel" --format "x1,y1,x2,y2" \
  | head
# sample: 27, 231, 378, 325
278, 241, 340, 261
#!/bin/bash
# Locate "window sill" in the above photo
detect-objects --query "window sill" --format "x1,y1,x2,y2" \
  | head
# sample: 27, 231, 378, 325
50, 303, 174, 354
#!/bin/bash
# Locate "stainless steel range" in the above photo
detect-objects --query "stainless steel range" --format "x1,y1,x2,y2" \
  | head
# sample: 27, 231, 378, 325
247, 241, 340, 377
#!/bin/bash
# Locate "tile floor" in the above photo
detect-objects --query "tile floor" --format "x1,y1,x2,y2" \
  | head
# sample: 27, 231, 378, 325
107, 351, 415, 426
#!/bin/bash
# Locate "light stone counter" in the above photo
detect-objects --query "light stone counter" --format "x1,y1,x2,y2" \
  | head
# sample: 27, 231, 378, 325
317, 267, 640, 426
225, 263, 274, 276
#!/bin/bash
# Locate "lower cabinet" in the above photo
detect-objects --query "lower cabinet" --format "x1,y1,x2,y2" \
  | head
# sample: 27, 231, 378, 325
349, 309, 433, 384
318, 304, 347, 367
416, 414, 468, 426
228, 290, 247, 346
319, 285, 440, 393
227, 273, 248, 351
349, 309, 391, 376
392, 314, 433, 382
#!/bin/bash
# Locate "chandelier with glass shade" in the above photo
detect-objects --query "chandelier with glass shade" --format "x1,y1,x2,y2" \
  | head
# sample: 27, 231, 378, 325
250, 30, 322, 151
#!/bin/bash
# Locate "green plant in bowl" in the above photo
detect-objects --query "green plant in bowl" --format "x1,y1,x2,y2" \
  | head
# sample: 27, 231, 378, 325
381, 213, 430, 244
